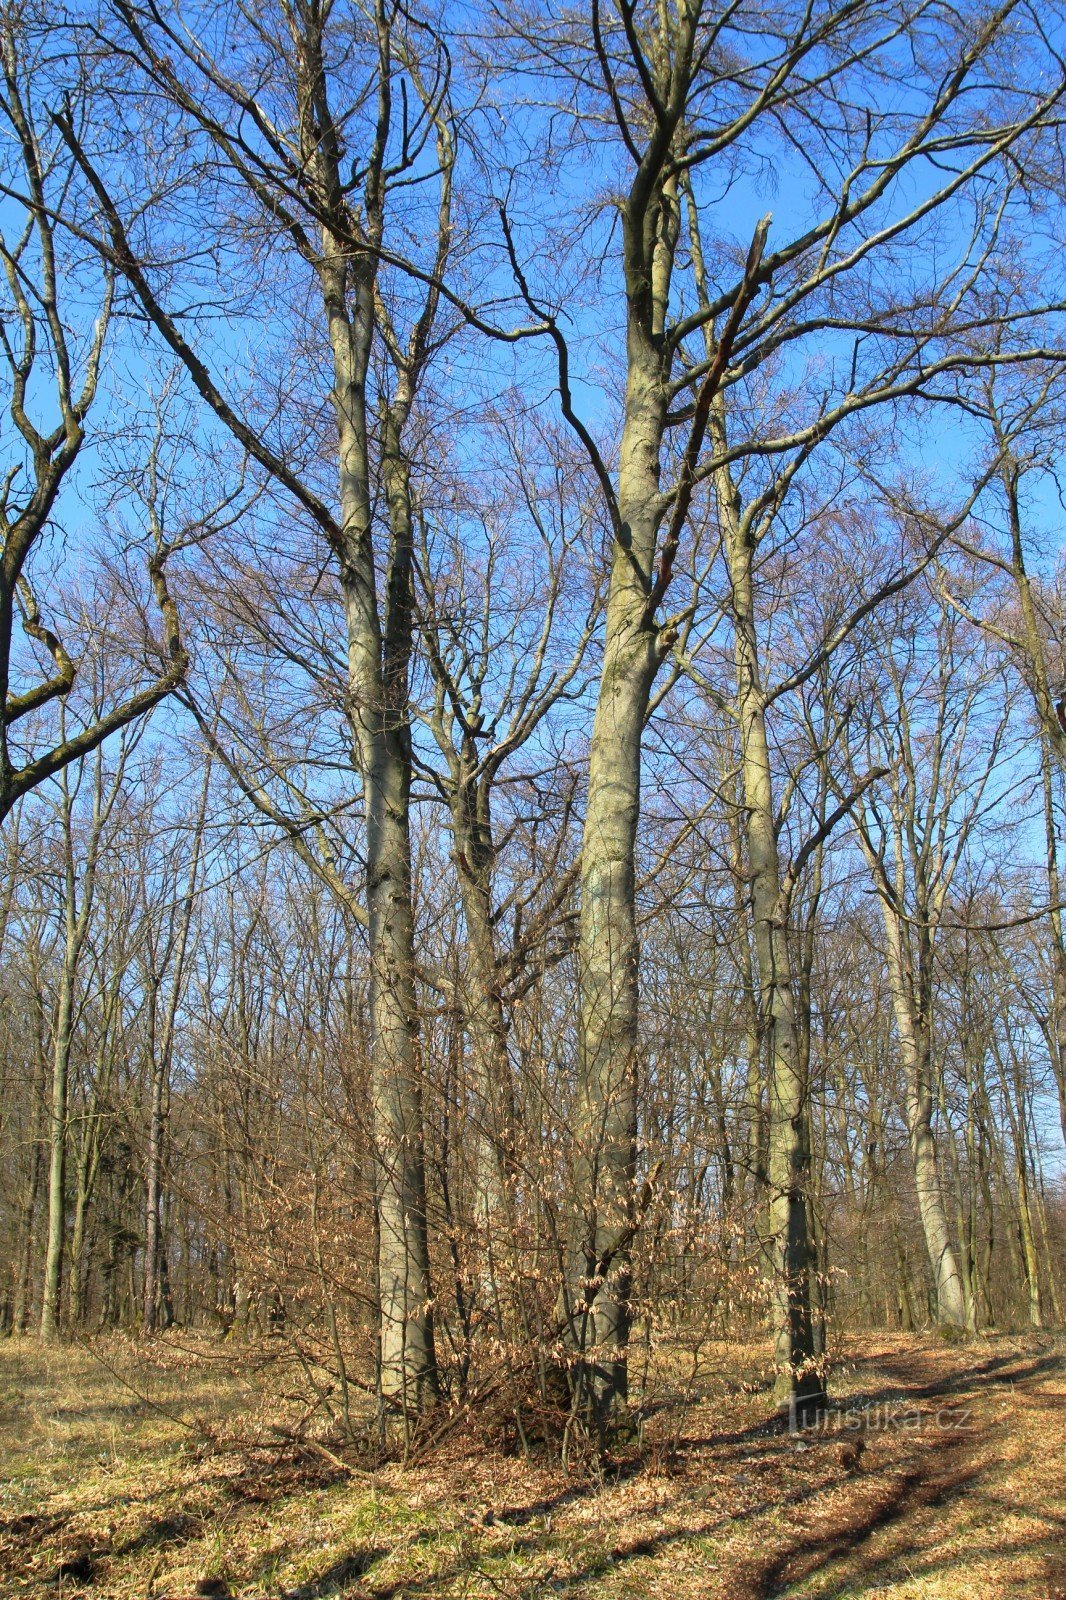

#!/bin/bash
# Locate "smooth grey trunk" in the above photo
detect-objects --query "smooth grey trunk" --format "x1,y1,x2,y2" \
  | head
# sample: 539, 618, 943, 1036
40, 941, 77, 1342
386, 413, 517, 1287
717, 441, 823, 1414
360, 749, 436, 1407
290, 8, 438, 1409
564, 49, 696, 1431
877, 895, 967, 1327
570, 310, 666, 1426
82, 1, 443, 1406
142, 999, 166, 1334
682, 178, 821, 1406
366, 400, 437, 1407
571, 615, 656, 1421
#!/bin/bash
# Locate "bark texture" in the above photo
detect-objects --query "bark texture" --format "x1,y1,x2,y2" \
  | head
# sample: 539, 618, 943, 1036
716, 426, 824, 1417
299, 15, 438, 1408
878, 896, 967, 1328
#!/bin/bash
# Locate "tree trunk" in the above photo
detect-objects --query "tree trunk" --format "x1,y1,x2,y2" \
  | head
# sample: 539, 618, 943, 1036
1015, 1153, 1043, 1329
1038, 735, 1066, 1148
143, 995, 165, 1335
995, 1039, 1044, 1328
40, 976, 75, 1343
567, 232, 671, 1431
12, 981, 48, 1335
1001, 458, 1066, 1147
571, 594, 658, 1429
357, 401, 437, 1410
879, 904, 967, 1327
717, 422, 824, 1419
296, 15, 438, 1406
451, 780, 520, 1311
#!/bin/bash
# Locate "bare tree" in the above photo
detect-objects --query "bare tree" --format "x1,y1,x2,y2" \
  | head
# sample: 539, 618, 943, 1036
0, 21, 186, 826
848, 587, 1015, 1328
59, 0, 464, 1410
488, 0, 1066, 1427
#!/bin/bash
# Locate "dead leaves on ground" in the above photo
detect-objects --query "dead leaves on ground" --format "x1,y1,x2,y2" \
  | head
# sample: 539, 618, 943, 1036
1, 1333, 1063, 1599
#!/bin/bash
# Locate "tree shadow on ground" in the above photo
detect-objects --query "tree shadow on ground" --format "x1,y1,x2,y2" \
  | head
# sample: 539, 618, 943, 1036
842, 1348, 1062, 1411
229, 1340, 1064, 1600
282, 1547, 387, 1599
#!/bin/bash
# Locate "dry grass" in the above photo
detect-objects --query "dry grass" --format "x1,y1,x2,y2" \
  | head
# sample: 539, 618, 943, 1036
0, 1331, 1063, 1599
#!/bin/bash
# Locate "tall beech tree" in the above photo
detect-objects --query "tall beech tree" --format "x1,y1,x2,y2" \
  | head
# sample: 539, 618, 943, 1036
493, 0, 1066, 1423
62, 0, 460, 1411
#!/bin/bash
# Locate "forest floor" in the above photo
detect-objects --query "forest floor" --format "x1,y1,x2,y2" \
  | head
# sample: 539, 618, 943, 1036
0, 1331, 1063, 1600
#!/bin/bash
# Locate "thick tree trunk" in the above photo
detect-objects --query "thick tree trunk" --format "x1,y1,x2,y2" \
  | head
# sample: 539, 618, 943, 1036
298, 14, 438, 1407
567, 263, 670, 1431
571, 610, 657, 1426
741, 711, 823, 1415
365, 407, 437, 1409
362, 780, 436, 1406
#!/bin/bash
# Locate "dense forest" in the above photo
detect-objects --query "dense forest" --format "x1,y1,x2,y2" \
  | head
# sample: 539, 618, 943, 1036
1, 0, 1065, 1464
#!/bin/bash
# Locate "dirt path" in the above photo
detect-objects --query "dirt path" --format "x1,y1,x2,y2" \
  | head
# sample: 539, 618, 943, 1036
437, 1336, 1066, 1599
657, 1339, 1066, 1599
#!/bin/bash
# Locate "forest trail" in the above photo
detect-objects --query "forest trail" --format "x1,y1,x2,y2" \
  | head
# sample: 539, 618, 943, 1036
716, 1340, 1066, 1598
0, 1335, 1063, 1599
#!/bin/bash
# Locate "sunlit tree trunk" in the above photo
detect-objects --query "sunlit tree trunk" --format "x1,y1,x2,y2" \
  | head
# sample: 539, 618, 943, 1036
570, 342, 668, 1429
41, 769, 91, 1341
717, 452, 823, 1416
1037, 735, 1066, 1148
877, 898, 967, 1328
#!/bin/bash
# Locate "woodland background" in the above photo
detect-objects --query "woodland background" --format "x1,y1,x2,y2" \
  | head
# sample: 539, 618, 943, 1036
0, 0, 1065, 1464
